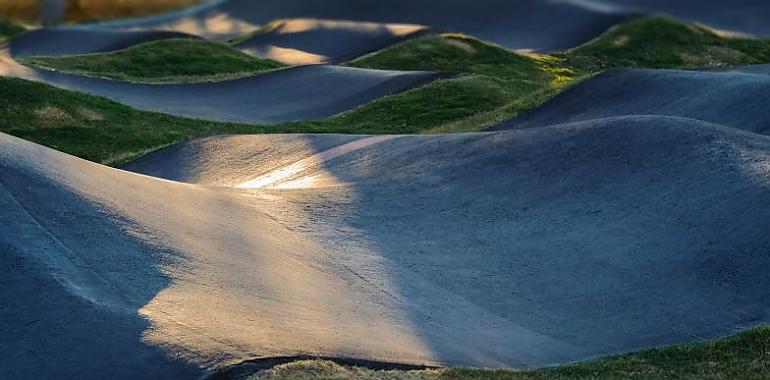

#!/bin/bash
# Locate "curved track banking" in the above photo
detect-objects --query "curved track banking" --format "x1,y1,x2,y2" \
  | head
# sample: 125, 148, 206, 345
0, 53, 442, 124
493, 68, 770, 134
8, 28, 200, 57
79, 0, 630, 52
4, 115, 770, 377
234, 19, 429, 65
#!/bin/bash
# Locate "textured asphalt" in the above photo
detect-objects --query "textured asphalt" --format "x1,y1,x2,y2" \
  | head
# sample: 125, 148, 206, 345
4, 115, 770, 378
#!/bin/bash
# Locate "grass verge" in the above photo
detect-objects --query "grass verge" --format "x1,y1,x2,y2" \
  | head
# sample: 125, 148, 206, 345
244, 326, 770, 380
20, 39, 285, 83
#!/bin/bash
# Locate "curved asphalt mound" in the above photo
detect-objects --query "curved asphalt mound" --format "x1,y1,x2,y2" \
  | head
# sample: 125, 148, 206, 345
0, 56, 442, 124
82, 0, 630, 52
8, 28, 200, 58
493, 68, 770, 134
234, 18, 429, 65
4, 116, 762, 378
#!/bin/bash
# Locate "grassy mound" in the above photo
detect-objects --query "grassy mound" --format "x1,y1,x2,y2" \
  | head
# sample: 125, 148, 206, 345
244, 326, 770, 379
0, 77, 287, 165
276, 34, 578, 134
21, 39, 285, 83
0, 17, 24, 41
561, 16, 770, 71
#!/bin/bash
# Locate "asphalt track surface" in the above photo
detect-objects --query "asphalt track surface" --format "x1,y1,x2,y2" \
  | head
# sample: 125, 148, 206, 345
8, 28, 200, 57
0, 52, 442, 124
234, 19, 429, 65
4, 115, 770, 378
82, 0, 630, 52
493, 68, 770, 134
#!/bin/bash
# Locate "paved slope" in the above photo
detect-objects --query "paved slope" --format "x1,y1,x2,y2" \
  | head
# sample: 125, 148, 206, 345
123, 116, 770, 370
234, 19, 428, 65
493, 69, 770, 134
83, 0, 628, 52
8, 28, 199, 57
0, 54, 441, 124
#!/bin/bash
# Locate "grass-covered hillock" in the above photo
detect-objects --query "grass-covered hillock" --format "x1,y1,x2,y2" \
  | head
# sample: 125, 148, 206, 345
560, 16, 770, 71
21, 39, 285, 83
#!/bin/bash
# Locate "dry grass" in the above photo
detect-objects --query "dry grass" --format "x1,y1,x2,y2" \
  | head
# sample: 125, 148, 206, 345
0, 0, 201, 24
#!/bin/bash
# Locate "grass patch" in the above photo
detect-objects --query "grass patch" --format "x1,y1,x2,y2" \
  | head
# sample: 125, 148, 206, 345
560, 16, 770, 71
0, 17, 24, 41
20, 39, 285, 83
243, 326, 770, 379
0, 77, 291, 165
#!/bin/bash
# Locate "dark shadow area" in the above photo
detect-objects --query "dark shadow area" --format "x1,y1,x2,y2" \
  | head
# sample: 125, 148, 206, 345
0, 153, 201, 378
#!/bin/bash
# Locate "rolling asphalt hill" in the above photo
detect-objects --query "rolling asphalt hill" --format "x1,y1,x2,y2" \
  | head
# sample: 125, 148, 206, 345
4, 114, 770, 377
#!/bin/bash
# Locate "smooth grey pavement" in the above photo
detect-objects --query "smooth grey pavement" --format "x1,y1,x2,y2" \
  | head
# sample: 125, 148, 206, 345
4, 115, 770, 378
